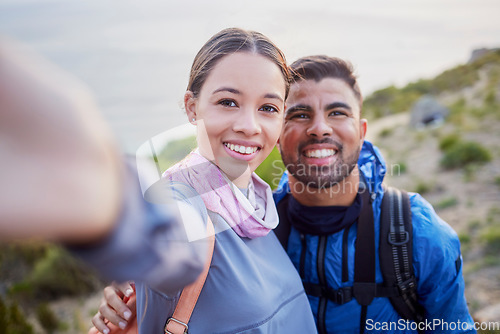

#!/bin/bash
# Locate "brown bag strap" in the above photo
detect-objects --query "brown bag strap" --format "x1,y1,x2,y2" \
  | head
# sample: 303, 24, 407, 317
164, 216, 215, 334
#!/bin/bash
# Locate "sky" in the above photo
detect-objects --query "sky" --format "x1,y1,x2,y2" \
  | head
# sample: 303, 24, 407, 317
1, 0, 499, 152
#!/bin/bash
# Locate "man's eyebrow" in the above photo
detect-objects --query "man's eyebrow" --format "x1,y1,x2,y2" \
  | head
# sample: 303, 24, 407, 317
325, 102, 352, 111
286, 104, 312, 114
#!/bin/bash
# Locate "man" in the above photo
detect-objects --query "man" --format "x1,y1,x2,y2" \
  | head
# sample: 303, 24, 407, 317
273, 55, 475, 333
92, 55, 476, 333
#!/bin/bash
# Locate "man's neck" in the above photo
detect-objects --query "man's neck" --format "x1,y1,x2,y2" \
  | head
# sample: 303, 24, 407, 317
288, 167, 361, 207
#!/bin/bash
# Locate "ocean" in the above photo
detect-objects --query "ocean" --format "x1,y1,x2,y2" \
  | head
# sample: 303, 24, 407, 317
1, 0, 499, 153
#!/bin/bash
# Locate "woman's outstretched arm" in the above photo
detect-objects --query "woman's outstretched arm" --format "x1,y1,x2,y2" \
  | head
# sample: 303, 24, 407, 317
0, 37, 121, 243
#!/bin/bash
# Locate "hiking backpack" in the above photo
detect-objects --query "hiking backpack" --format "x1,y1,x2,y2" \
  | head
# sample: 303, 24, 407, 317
275, 185, 425, 334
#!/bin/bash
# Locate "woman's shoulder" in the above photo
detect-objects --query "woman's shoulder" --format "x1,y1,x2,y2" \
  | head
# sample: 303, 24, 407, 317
146, 178, 208, 222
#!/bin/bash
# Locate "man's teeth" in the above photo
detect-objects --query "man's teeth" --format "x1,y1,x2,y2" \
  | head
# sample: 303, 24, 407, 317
305, 149, 337, 158
225, 143, 259, 154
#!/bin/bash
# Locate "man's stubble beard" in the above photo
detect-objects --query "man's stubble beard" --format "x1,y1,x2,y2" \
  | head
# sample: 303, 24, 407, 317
280, 144, 361, 189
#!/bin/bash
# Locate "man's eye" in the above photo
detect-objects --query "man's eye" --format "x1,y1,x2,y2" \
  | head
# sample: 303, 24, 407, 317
330, 110, 347, 117
260, 105, 279, 113
290, 113, 308, 119
219, 99, 237, 107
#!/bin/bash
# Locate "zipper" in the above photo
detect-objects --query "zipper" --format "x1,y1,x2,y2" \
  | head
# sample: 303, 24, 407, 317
299, 233, 306, 278
342, 225, 351, 283
317, 235, 328, 334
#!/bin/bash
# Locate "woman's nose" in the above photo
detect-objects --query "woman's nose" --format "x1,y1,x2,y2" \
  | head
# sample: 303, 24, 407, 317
233, 109, 262, 136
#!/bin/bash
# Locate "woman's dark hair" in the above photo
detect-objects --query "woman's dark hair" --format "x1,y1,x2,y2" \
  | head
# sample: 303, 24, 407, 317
188, 28, 290, 99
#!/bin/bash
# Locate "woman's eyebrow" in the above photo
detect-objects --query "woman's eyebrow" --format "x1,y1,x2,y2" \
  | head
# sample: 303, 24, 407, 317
264, 93, 284, 102
212, 87, 283, 102
212, 87, 240, 95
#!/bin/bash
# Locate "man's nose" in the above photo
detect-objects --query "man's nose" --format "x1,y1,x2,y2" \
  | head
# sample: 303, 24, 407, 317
306, 115, 332, 137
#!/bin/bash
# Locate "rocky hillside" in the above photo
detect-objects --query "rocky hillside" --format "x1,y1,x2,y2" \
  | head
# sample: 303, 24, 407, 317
366, 48, 500, 324
1, 49, 499, 333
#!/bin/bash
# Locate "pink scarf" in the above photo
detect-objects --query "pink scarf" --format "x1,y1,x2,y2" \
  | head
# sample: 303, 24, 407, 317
162, 151, 278, 239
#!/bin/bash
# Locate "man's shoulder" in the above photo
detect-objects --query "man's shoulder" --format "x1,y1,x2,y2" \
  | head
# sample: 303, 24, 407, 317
406, 191, 460, 249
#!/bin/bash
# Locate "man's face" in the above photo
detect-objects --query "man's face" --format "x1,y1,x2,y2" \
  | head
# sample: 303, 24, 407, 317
279, 78, 366, 189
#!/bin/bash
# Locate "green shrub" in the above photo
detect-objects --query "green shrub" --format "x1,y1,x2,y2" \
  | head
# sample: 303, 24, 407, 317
157, 135, 197, 170
255, 147, 285, 190
414, 180, 432, 194
363, 85, 422, 119
25, 247, 98, 300
435, 197, 459, 210
36, 303, 59, 334
469, 219, 482, 230
438, 133, 461, 151
487, 206, 500, 224
458, 233, 471, 244
0, 296, 7, 334
0, 243, 49, 282
463, 164, 480, 182
480, 226, 500, 255
440, 141, 492, 169
495, 176, 500, 187
484, 89, 497, 106
379, 127, 394, 138
396, 162, 407, 174
1, 301, 34, 334
447, 99, 468, 126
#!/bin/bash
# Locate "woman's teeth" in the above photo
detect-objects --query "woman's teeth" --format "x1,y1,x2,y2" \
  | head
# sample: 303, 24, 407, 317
305, 149, 337, 158
224, 143, 258, 155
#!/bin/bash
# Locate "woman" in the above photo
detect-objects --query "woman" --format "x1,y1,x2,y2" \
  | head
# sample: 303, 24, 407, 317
91, 28, 317, 333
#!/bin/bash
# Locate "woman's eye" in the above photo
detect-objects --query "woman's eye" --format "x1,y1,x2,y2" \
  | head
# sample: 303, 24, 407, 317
219, 99, 237, 107
260, 105, 279, 113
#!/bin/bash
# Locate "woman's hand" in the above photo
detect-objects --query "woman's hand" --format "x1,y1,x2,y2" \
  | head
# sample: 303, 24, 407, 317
89, 282, 137, 334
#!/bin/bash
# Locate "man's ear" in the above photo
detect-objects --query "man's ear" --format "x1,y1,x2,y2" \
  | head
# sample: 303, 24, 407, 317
184, 91, 197, 124
359, 118, 368, 143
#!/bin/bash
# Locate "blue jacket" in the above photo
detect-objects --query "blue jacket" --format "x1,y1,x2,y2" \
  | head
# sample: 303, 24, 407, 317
273, 141, 476, 334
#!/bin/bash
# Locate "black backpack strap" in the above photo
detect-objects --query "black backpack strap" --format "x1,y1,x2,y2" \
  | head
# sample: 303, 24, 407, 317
353, 189, 376, 334
380, 186, 425, 329
275, 194, 292, 250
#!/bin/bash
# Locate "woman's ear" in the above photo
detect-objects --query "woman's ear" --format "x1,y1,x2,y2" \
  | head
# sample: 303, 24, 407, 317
184, 91, 197, 124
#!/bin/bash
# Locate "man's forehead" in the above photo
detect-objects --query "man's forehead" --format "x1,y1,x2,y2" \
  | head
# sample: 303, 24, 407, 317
287, 78, 357, 106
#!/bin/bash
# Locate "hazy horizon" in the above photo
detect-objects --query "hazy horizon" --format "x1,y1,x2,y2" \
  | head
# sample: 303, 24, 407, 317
1, 0, 499, 152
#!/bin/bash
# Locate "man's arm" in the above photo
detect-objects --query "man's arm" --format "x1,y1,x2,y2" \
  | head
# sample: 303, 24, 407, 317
410, 193, 476, 333
0, 37, 121, 243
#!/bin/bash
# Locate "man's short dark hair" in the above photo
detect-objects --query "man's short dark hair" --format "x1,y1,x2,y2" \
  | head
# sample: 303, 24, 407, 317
290, 55, 363, 110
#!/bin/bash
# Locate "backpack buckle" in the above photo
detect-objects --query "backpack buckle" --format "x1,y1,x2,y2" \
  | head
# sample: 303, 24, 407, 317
165, 317, 188, 334
388, 231, 409, 246
397, 277, 417, 294
323, 286, 352, 305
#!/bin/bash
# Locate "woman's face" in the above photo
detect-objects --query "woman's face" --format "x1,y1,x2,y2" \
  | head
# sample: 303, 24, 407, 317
186, 52, 286, 187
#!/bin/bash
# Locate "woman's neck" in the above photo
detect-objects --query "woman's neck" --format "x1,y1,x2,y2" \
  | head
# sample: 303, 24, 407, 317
195, 148, 252, 188
230, 168, 252, 188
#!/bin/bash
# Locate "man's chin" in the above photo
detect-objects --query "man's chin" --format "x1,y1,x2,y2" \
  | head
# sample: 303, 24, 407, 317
290, 174, 341, 189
